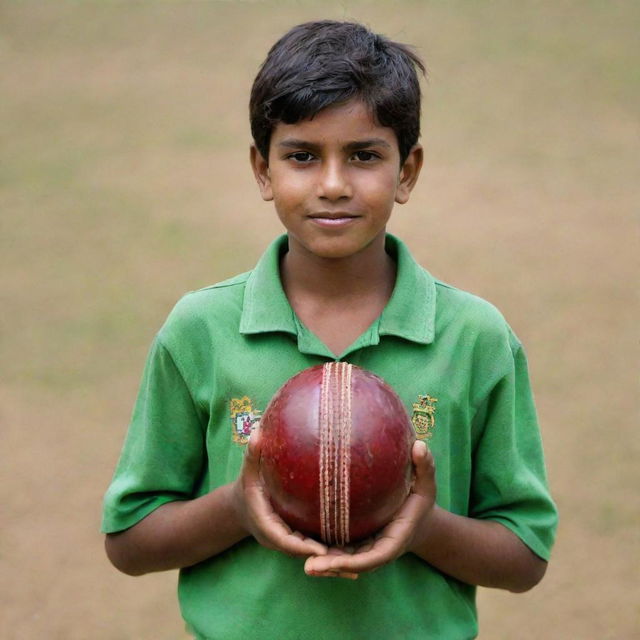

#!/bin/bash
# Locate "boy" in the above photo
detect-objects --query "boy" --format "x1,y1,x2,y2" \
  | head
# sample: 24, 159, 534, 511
103, 20, 557, 639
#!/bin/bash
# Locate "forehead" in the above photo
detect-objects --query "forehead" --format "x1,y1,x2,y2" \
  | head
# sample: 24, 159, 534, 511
271, 100, 398, 148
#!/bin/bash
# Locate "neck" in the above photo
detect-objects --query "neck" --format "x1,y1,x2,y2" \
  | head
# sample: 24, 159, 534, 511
280, 233, 396, 304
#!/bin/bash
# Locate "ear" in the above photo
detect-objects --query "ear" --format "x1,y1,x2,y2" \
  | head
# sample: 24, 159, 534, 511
395, 144, 423, 205
250, 145, 273, 201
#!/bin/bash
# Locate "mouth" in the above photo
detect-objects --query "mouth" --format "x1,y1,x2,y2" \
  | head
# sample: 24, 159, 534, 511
307, 212, 361, 227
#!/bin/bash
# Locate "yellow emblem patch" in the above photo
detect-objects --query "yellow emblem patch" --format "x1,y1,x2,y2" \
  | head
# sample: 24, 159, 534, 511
230, 396, 262, 445
411, 394, 437, 440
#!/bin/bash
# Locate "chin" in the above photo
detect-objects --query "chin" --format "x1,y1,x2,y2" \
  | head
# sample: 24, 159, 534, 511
293, 232, 383, 262
305, 241, 368, 261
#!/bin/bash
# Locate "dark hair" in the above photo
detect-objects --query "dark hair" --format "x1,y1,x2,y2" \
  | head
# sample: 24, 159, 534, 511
250, 20, 425, 164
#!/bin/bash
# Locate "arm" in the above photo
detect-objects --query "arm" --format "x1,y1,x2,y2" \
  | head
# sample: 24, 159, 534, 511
105, 483, 245, 576
105, 429, 327, 576
304, 441, 547, 592
411, 506, 547, 593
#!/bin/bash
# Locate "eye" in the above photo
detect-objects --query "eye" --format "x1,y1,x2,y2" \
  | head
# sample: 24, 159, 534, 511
352, 150, 378, 162
287, 151, 315, 163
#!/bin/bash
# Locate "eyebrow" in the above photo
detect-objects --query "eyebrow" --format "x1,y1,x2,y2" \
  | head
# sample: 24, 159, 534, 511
277, 138, 392, 152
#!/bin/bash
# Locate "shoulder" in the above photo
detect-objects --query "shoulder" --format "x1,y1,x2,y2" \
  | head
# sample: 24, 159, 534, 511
431, 279, 529, 408
433, 278, 521, 353
157, 271, 251, 346
169, 271, 250, 315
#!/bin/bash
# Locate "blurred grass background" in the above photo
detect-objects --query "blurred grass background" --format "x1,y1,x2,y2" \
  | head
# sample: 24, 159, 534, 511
1, 1, 638, 638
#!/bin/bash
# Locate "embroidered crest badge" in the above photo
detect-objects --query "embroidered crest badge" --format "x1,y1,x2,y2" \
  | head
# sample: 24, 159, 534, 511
230, 396, 262, 445
411, 394, 438, 440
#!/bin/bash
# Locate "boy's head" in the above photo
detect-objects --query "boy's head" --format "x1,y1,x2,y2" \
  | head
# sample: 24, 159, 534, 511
250, 20, 425, 164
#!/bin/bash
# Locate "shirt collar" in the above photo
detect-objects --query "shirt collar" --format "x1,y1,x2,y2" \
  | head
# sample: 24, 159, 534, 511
239, 235, 296, 335
379, 234, 435, 344
239, 234, 435, 346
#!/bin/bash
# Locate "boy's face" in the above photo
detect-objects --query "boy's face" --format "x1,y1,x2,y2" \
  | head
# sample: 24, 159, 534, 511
251, 99, 422, 261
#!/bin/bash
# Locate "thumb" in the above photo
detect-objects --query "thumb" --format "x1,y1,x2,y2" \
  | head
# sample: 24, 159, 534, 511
242, 426, 263, 479
411, 440, 435, 498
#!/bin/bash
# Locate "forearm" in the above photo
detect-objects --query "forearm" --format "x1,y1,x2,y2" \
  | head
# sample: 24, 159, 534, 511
105, 431, 328, 577
410, 505, 547, 593
105, 483, 247, 576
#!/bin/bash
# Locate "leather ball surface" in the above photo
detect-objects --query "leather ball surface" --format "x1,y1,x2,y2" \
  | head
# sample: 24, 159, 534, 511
259, 362, 415, 545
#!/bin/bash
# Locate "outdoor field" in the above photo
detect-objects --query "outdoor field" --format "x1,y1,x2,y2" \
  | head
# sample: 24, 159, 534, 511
1, 1, 637, 638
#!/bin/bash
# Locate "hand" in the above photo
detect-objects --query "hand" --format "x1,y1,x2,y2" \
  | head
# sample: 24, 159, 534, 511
303, 439, 436, 579
232, 426, 328, 558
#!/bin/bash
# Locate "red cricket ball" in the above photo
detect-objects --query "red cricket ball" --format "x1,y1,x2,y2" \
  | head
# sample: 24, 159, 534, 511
259, 362, 415, 545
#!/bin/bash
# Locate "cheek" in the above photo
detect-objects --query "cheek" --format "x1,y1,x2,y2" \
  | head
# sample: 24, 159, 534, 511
271, 174, 309, 207
358, 173, 399, 207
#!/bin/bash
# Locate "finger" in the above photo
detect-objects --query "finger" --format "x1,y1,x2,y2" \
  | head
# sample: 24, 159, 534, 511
304, 539, 396, 574
411, 440, 436, 498
305, 568, 359, 580
304, 554, 358, 576
270, 529, 328, 557
288, 530, 328, 556
250, 497, 327, 557
252, 511, 327, 556
244, 426, 262, 465
338, 572, 359, 580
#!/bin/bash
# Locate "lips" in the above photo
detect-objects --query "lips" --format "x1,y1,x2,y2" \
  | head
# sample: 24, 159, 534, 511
308, 213, 361, 228
308, 212, 360, 220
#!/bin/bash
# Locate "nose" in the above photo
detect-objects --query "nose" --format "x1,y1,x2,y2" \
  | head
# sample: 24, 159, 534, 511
316, 159, 352, 201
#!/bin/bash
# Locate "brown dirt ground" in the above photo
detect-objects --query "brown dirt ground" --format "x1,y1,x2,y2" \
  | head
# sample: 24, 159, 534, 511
1, 2, 638, 638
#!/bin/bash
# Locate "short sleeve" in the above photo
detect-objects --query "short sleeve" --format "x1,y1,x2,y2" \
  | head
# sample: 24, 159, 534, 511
101, 336, 207, 533
469, 340, 558, 561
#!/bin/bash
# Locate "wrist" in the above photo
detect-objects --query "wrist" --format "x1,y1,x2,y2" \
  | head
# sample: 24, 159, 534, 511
227, 478, 251, 538
407, 502, 441, 555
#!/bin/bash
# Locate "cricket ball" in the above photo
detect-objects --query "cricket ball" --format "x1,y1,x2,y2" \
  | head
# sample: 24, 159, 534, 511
259, 362, 415, 545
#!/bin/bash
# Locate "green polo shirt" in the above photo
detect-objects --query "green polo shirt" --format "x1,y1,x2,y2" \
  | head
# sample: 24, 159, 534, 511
102, 234, 557, 640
